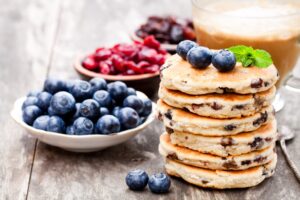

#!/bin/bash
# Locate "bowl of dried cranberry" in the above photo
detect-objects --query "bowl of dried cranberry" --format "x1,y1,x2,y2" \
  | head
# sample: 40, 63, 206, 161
75, 36, 168, 97
132, 15, 196, 53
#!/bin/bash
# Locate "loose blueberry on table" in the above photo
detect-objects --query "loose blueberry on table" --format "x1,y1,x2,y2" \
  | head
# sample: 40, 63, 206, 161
126, 169, 149, 191
22, 77, 153, 135
81, 36, 167, 76
148, 173, 171, 194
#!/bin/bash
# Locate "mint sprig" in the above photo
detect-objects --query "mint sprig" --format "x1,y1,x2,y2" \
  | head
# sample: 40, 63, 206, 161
228, 45, 273, 68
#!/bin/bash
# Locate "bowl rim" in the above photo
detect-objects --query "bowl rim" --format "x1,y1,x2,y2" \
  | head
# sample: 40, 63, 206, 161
11, 92, 156, 140
74, 55, 160, 81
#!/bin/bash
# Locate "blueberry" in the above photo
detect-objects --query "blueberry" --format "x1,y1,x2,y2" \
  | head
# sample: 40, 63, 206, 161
89, 78, 107, 93
107, 81, 128, 102
112, 106, 121, 117
126, 169, 149, 191
69, 80, 92, 101
22, 96, 38, 110
140, 98, 152, 117
148, 173, 171, 194
50, 91, 76, 115
123, 95, 144, 114
46, 116, 66, 133
70, 103, 81, 122
80, 99, 100, 119
99, 107, 110, 117
93, 90, 112, 108
212, 49, 236, 72
176, 40, 198, 60
139, 117, 147, 125
95, 115, 120, 134
66, 125, 75, 135
22, 105, 43, 125
36, 92, 52, 110
65, 80, 75, 92
27, 90, 41, 97
47, 106, 55, 116
187, 46, 212, 69
43, 78, 67, 94
73, 117, 94, 135
127, 87, 136, 96
118, 107, 140, 130
33, 115, 50, 131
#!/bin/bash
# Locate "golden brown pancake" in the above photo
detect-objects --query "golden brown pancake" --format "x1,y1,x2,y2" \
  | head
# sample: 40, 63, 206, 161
167, 120, 277, 157
157, 99, 275, 136
159, 133, 276, 170
159, 85, 275, 118
165, 155, 277, 189
160, 54, 279, 95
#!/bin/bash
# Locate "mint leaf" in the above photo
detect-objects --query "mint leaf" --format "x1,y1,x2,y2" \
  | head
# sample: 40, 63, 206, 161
252, 49, 273, 68
241, 57, 253, 67
228, 45, 273, 68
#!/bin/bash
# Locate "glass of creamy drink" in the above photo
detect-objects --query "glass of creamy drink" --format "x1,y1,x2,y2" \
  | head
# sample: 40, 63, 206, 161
192, 0, 300, 111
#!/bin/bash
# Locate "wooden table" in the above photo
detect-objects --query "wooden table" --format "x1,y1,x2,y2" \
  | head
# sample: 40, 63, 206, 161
1, 0, 299, 199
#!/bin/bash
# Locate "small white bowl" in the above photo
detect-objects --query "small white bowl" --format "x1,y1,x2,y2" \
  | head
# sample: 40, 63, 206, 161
11, 92, 156, 153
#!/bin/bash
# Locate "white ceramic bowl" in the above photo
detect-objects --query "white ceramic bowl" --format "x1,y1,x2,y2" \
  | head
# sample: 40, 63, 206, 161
11, 92, 156, 152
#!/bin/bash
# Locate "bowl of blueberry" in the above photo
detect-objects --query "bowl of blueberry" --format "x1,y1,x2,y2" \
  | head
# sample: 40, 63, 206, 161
11, 78, 155, 152
75, 36, 168, 97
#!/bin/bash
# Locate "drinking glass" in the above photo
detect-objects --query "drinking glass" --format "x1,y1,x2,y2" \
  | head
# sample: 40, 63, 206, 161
191, 0, 300, 111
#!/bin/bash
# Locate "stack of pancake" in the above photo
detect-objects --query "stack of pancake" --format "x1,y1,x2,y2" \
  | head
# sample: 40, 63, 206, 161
157, 54, 279, 189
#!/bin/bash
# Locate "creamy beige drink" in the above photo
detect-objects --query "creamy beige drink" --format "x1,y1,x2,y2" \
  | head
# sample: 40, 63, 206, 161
192, 0, 300, 87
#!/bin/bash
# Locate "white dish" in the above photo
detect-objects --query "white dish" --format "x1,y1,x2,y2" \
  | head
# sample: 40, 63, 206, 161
11, 92, 156, 152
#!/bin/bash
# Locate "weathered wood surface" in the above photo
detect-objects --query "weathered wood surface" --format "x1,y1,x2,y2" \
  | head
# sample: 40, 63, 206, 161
0, 0, 60, 199
2, 0, 300, 199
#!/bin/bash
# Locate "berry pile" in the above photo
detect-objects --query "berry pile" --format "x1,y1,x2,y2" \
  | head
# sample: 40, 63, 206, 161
22, 78, 153, 135
176, 40, 237, 72
135, 16, 196, 44
126, 170, 170, 194
82, 36, 167, 75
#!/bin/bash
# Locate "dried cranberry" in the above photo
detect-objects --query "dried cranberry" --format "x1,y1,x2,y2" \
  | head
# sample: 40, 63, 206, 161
157, 47, 167, 55
143, 36, 161, 49
153, 54, 165, 65
138, 47, 157, 63
135, 29, 148, 39
94, 48, 112, 61
137, 61, 151, 68
123, 69, 135, 75
82, 55, 98, 71
160, 21, 171, 33
112, 44, 138, 58
99, 62, 110, 74
183, 27, 196, 40
170, 25, 184, 43
124, 61, 142, 74
85, 34, 166, 76
143, 65, 159, 73
149, 16, 163, 23
111, 55, 125, 72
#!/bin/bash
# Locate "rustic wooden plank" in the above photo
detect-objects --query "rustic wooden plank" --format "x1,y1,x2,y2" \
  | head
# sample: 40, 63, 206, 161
27, 0, 300, 199
0, 0, 61, 199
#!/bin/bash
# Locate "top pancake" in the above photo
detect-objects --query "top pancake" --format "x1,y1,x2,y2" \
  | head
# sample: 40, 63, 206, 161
160, 54, 279, 95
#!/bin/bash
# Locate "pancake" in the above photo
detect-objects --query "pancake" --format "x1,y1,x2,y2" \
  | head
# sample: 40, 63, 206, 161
164, 155, 277, 189
159, 133, 276, 170
168, 120, 277, 157
160, 54, 279, 95
159, 85, 276, 118
157, 99, 275, 136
